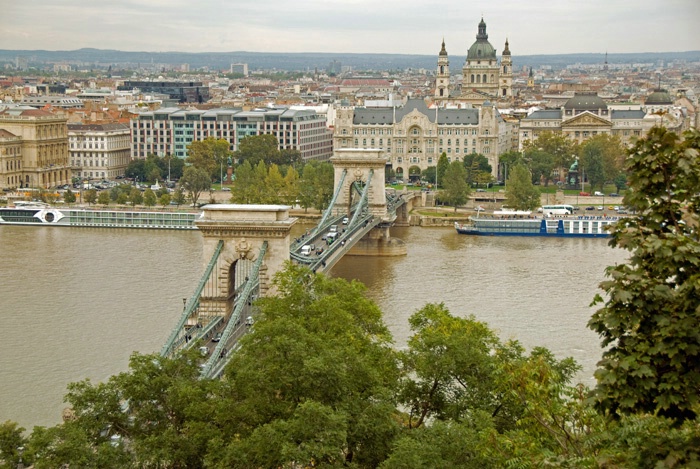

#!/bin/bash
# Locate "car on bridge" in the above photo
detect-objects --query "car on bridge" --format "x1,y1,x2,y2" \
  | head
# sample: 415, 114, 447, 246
301, 245, 314, 256
342, 217, 349, 224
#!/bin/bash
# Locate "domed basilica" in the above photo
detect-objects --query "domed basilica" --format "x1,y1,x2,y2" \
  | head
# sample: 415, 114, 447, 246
435, 18, 513, 105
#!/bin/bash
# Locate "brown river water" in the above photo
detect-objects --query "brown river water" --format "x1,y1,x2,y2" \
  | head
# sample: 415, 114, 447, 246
0, 223, 627, 429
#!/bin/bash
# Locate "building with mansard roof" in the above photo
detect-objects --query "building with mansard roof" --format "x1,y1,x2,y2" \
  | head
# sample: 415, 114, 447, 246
333, 98, 515, 181
435, 18, 513, 105
517, 91, 685, 150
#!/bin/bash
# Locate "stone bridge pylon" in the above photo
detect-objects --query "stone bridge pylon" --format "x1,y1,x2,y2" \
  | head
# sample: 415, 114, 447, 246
330, 149, 407, 256
195, 205, 296, 316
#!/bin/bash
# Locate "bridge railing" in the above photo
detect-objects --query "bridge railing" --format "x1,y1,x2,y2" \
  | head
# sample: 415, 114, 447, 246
160, 239, 224, 357
200, 241, 268, 379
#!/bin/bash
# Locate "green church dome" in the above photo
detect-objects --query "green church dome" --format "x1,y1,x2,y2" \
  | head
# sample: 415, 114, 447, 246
467, 18, 497, 60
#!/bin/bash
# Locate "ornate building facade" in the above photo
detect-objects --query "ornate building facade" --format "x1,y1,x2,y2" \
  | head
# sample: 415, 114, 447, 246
0, 107, 71, 189
333, 98, 514, 180
434, 18, 513, 105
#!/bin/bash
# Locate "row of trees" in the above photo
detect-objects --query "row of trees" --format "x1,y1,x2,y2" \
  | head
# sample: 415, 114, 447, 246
505, 131, 628, 190
1, 128, 699, 467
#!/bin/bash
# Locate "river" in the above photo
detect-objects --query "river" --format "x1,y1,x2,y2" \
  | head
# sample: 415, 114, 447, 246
0, 224, 627, 429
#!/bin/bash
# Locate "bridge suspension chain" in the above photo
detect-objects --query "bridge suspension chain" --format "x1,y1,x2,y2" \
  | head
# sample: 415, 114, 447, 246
160, 239, 224, 357
200, 240, 269, 379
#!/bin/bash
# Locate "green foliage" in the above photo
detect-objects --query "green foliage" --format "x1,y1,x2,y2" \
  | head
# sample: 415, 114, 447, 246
179, 166, 210, 207
142, 189, 156, 207
463, 152, 492, 184
187, 137, 231, 180
436, 152, 449, 187
84, 189, 97, 205
588, 128, 700, 423
128, 187, 142, 206
63, 189, 76, 204
0, 420, 27, 468
421, 166, 436, 184
171, 187, 186, 207
524, 131, 577, 185
234, 134, 298, 167
158, 193, 171, 207
580, 134, 627, 191
213, 263, 401, 468
505, 164, 541, 211
441, 160, 470, 211
97, 191, 110, 206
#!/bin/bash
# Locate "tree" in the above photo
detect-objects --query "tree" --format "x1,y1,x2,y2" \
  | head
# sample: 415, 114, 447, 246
97, 191, 110, 206
580, 134, 627, 191
212, 263, 401, 468
279, 148, 302, 167
235, 134, 281, 167
0, 420, 27, 468
463, 153, 492, 185
524, 131, 577, 185
436, 153, 449, 188
505, 164, 541, 211
588, 128, 700, 423
230, 160, 257, 204
84, 189, 97, 206
116, 192, 128, 205
525, 148, 555, 186
441, 160, 470, 211
282, 165, 300, 206
171, 187, 186, 207
158, 193, 171, 208
143, 188, 156, 207
63, 189, 76, 204
421, 166, 436, 185
129, 187, 143, 207
613, 174, 627, 193
179, 166, 210, 207
498, 150, 524, 183
187, 137, 231, 181
264, 164, 285, 204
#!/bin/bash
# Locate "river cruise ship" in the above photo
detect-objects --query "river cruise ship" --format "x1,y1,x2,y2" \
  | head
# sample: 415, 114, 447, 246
455, 210, 616, 238
0, 202, 201, 230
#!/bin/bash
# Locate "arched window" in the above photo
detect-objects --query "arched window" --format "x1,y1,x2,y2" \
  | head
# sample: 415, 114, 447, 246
439, 88, 443, 96
483, 74, 487, 83
471, 74, 475, 83
440, 65, 444, 74
476, 75, 481, 83
503, 65, 507, 73
490, 74, 494, 82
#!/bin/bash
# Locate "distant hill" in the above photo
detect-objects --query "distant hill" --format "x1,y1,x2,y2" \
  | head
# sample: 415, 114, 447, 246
1, 48, 698, 72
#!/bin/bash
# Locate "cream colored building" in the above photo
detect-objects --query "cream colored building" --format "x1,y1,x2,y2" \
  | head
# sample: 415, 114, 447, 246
333, 98, 513, 180
435, 18, 513, 105
68, 123, 131, 179
517, 92, 677, 149
0, 107, 71, 189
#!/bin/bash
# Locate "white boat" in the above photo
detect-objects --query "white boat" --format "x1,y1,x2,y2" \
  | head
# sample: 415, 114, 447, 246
455, 210, 617, 238
0, 204, 201, 230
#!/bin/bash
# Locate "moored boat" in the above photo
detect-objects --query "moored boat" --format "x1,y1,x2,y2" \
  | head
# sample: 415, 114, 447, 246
0, 203, 201, 230
455, 210, 617, 238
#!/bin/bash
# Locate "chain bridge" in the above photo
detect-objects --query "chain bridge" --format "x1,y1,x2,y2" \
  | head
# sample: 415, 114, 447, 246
160, 149, 420, 378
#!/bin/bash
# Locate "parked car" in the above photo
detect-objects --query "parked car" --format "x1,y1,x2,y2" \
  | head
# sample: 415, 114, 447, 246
199, 346, 208, 356
608, 193, 619, 197
579, 192, 590, 196
594, 191, 604, 196
585, 206, 595, 211
597, 206, 604, 211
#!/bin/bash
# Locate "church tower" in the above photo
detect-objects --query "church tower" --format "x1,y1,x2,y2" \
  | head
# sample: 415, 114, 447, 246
435, 39, 450, 100
527, 67, 534, 88
500, 38, 512, 99
461, 17, 500, 98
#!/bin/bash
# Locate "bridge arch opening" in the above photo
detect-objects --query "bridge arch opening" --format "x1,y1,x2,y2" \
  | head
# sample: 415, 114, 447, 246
227, 258, 254, 310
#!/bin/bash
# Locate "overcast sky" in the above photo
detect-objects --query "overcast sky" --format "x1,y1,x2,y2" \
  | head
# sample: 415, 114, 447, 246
3, 0, 699, 56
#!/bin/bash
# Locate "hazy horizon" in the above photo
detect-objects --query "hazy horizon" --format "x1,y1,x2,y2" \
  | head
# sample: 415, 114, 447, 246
3, 1, 699, 56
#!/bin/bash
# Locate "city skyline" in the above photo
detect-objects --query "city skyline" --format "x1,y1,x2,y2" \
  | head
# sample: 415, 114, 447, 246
3, 0, 699, 57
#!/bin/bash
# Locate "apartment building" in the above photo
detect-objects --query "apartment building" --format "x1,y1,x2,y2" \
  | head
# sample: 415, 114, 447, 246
68, 123, 131, 179
130, 107, 333, 161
